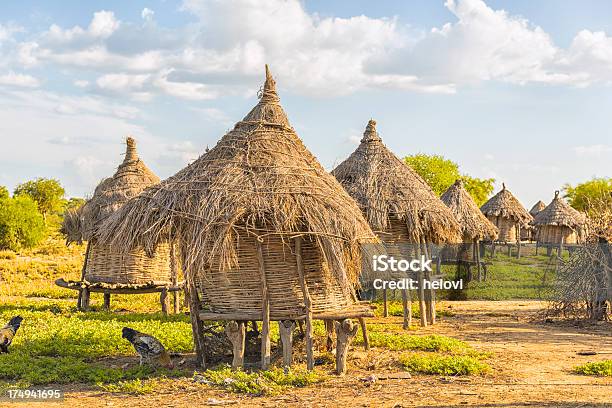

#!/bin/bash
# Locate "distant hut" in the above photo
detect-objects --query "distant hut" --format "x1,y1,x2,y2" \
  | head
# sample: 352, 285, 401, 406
332, 119, 461, 327
480, 183, 532, 256
98, 66, 376, 374
58, 138, 180, 313
533, 191, 587, 248
440, 179, 498, 278
522, 200, 546, 241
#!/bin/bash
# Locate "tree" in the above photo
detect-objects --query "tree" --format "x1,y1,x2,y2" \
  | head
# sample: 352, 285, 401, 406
13, 178, 65, 222
0, 194, 46, 251
63, 197, 86, 212
563, 177, 612, 214
404, 154, 495, 206
0, 186, 8, 200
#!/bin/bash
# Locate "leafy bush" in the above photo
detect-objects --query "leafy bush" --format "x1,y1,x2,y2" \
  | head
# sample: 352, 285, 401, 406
0, 194, 46, 251
574, 360, 612, 377
400, 353, 490, 375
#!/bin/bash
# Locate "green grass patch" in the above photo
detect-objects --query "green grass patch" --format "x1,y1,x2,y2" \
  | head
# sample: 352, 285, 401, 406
366, 333, 474, 354
98, 379, 159, 394
574, 360, 612, 377
197, 365, 325, 396
400, 353, 490, 375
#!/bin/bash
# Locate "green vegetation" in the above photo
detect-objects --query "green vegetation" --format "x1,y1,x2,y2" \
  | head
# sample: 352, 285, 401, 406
564, 177, 612, 214
0, 193, 46, 251
404, 154, 494, 206
98, 379, 159, 394
13, 178, 65, 223
365, 333, 476, 354
400, 353, 489, 375
198, 365, 325, 396
574, 360, 612, 377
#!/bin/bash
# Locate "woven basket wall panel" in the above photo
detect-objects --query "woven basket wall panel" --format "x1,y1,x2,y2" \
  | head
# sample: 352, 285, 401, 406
84, 242, 172, 284
488, 216, 517, 242
537, 225, 577, 245
196, 233, 350, 319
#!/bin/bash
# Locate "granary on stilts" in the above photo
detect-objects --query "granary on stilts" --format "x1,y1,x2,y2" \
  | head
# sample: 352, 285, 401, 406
98, 66, 376, 375
440, 179, 498, 281
533, 191, 587, 254
332, 120, 461, 328
58, 137, 181, 313
522, 200, 547, 241
480, 183, 532, 257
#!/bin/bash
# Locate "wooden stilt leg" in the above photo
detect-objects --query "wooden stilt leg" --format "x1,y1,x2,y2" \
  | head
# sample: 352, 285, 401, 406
103, 292, 111, 310
358, 317, 369, 351
324, 320, 334, 351
294, 237, 314, 370
256, 241, 271, 370
186, 281, 206, 368
418, 270, 427, 327
401, 289, 410, 329
160, 289, 168, 315
279, 320, 295, 372
80, 288, 90, 311
251, 320, 259, 336
173, 292, 179, 314
77, 290, 83, 310
475, 239, 482, 282
382, 289, 388, 318
335, 319, 358, 375
225, 321, 245, 370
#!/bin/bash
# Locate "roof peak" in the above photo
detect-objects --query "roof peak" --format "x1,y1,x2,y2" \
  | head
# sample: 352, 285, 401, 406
124, 136, 138, 162
259, 64, 280, 104
361, 119, 382, 143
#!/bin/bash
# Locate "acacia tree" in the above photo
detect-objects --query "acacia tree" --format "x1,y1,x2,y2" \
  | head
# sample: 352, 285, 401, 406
0, 191, 46, 250
563, 177, 612, 214
404, 154, 495, 206
13, 178, 65, 222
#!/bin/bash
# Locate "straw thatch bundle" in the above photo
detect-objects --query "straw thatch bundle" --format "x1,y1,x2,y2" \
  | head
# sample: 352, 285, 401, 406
440, 179, 498, 242
480, 183, 532, 242
98, 66, 375, 318
61, 138, 172, 285
332, 120, 461, 245
533, 191, 587, 245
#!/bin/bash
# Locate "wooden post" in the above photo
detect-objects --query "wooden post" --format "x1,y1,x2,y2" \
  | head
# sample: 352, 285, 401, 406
517, 225, 522, 259
324, 320, 334, 351
186, 277, 206, 368
422, 238, 435, 325
475, 239, 482, 282
170, 243, 180, 314
294, 237, 314, 370
160, 288, 168, 315
382, 289, 388, 317
77, 242, 91, 310
80, 287, 90, 311
103, 292, 111, 310
401, 288, 411, 329
256, 240, 271, 370
278, 320, 295, 371
335, 319, 358, 375
225, 321, 246, 369
358, 317, 370, 351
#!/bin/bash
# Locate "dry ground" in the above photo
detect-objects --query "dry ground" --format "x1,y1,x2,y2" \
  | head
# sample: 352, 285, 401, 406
6, 300, 611, 408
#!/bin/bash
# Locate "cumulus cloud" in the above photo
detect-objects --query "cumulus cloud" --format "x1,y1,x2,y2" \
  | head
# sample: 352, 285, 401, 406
141, 8, 155, 22
0, 71, 40, 88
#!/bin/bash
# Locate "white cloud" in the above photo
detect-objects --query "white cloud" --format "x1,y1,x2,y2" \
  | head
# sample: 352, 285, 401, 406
573, 144, 612, 157
141, 8, 155, 22
0, 71, 40, 88
73, 79, 89, 88
154, 70, 217, 100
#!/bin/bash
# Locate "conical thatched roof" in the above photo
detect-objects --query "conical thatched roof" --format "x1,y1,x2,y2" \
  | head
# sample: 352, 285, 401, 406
62, 137, 159, 244
480, 183, 532, 225
440, 179, 498, 241
529, 200, 546, 218
331, 120, 461, 244
532, 191, 587, 228
99, 66, 374, 288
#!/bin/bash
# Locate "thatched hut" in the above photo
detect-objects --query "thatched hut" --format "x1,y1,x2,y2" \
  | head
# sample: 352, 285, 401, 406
98, 66, 376, 374
533, 191, 586, 246
58, 138, 180, 313
480, 183, 532, 245
522, 200, 546, 241
440, 180, 498, 279
332, 119, 461, 327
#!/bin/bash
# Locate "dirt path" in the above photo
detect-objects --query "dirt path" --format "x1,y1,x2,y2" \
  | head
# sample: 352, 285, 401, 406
8, 301, 611, 408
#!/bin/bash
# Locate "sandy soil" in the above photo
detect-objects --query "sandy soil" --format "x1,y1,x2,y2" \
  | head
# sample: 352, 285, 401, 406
6, 301, 611, 408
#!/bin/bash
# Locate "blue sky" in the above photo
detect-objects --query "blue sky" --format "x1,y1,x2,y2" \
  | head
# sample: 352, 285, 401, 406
0, 0, 610, 208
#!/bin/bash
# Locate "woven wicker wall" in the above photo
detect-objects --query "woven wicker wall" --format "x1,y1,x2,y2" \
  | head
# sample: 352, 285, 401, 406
536, 225, 578, 245
84, 241, 172, 285
487, 215, 518, 242
195, 232, 350, 319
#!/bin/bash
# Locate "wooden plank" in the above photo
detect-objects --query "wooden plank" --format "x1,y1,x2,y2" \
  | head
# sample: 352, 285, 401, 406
198, 306, 375, 322
256, 240, 271, 370
295, 236, 314, 370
